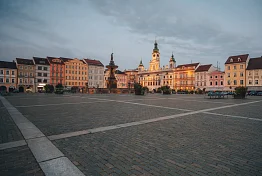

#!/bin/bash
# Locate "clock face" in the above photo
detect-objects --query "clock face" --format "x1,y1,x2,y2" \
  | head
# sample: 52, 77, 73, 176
153, 54, 155, 57
157, 54, 159, 57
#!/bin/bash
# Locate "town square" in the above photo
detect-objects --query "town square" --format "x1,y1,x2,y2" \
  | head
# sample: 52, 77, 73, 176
1, 93, 262, 175
1, 0, 262, 176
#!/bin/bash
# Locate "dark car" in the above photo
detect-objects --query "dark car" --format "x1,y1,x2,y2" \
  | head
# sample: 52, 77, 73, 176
13, 89, 19, 93
257, 92, 262, 96
248, 91, 257, 96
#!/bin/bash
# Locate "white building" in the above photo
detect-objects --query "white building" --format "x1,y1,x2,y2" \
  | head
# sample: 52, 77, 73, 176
33, 57, 50, 91
84, 59, 104, 88
195, 64, 216, 90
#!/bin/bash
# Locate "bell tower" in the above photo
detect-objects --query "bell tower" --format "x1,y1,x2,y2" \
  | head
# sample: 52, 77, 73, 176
149, 40, 160, 71
169, 52, 176, 69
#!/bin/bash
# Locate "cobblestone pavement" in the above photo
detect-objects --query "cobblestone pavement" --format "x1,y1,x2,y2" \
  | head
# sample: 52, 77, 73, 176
0, 145, 44, 176
0, 105, 23, 144
2, 93, 262, 176
7, 99, 185, 136
53, 113, 262, 176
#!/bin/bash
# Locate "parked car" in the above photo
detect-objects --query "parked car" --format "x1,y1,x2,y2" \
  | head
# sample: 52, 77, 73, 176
257, 92, 262, 96
248, 91, 257, 96
13, 89, 19, 93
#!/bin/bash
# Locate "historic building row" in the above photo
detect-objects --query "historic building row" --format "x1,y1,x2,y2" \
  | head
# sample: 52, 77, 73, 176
136, 41, 262, 91
0, 57, 104, 92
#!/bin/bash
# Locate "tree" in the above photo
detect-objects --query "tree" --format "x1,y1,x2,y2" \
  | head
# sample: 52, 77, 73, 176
44, 84, 54, 93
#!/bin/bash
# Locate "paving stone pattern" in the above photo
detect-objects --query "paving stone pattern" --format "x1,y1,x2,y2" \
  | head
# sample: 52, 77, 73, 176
0, 145, 44, 176
54, 113, 262, 176
0, 107, 23, 144
15, 101, 184, 136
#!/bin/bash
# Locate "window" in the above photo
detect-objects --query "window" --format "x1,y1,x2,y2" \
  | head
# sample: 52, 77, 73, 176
210, 76, 212, 79
215, 76, 217, 78
234, 66, 236, 70
25, 79, 27, 83
227, 66, 230, 70
249, 72, 252, 76
19, 79, 22, 83
44, 67, 47, 71
43, 73, 47, 77
0, 78, 3, 83
230, 58, 233, 62
38, 73, 42, 76
19, 66, 23, 69
30, 73, 33, 77
238, 58, 241, 62
221, 81, 223, 85
25, 66, 28, 70
234, 73, 236, 77
25, 72, 28, 76
240, 65, 243, 69
6, 70, 9, 75
255, 71, 258, 76
249, 80, 252, 85
43, 79, 47, 83
234, 80, 237, 85
220, 75, 223, 78
215, 81, 218, 85
30, 79, 33, 84
240, 80, 243, 85
12, 71, 15, 75
11, 79, 15, 83
255, 80, 258, 84
227, 73, 230, 77
210, 82, 212, 86
240, 72, 244, 77
38, 66, 42, 70
29, 66, 32, 70
0, 70, 3, 74
37, 79, 42, 83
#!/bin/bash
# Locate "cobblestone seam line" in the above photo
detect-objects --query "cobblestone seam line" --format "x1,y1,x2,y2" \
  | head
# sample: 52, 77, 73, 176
48, 99, 262, 141
0, 96, 85, 176
0, 140, 26, 150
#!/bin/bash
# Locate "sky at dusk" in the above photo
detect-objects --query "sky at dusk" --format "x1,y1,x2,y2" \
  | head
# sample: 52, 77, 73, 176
0, 0, 261, 70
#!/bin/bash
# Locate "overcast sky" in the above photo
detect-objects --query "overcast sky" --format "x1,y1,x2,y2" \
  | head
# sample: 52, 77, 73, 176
0, 0, 261, 70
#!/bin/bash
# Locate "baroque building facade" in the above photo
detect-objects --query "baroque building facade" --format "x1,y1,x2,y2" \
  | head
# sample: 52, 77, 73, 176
137, 41, 176, 91
0, 61, 17, 92
33, 57, 50, 91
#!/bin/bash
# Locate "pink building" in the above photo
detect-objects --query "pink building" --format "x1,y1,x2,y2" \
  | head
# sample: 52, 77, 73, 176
207, 70, 225, 91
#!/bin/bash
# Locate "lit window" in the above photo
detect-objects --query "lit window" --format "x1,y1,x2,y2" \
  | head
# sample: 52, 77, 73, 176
255, 80, 258, 84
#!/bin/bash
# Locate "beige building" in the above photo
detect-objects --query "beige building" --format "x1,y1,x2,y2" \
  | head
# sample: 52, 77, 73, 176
195, 64, 216, 90
104, 69, 127, 88
246, 56, 262, 91
84, 59, 104, 88
0, 61, 17, 92
60, 57, 88, 88
137, 41, 176, 91
224, 54, 249, 90
16, 58, 35, 92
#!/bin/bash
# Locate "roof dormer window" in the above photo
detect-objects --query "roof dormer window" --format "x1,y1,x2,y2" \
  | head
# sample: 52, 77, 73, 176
238, 58, 241, 61
230, 58, 233, 62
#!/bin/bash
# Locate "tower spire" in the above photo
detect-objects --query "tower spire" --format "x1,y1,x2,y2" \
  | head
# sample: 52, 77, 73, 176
170, 52, 175, 62
139, 58, 143, 66
153, 38, 159, 53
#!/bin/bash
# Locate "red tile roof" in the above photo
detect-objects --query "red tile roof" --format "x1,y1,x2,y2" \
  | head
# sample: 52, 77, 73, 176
47, 57, 64, 65
0, 61, 17, 69
60, 57, 73, 62
225, 54, 249, 64
247, 57, 262, 70
16, 58, 34, 65
176, 63, 199, 69
33, 57, 50, 65
84, 58, 104, 66
195, 64, 212, 72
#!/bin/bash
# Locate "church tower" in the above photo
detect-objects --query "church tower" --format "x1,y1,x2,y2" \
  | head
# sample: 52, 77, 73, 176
169, 52, 176, 69
138, 58, 144, 72
149, 40, 160, 71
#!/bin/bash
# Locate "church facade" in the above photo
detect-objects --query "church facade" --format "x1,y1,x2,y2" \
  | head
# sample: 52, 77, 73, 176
137, 41, 198, 91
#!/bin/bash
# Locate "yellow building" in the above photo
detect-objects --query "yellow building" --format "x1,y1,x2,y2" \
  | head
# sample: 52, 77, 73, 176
0, 61, 17, 92
224, 54, 249, 90
60, 57, 88, 89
